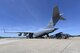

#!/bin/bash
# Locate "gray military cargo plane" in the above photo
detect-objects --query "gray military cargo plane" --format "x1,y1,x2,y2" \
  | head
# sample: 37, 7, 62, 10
4, 5, 66, 38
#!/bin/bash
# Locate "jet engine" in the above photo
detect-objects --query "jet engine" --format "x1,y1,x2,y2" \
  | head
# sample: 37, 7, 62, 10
23, 33, 28, 36
18, 33, 22, 36
28, 33, 33, 38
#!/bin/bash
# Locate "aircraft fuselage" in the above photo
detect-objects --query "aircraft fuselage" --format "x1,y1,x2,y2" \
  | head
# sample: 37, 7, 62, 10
31, 28, 55, 38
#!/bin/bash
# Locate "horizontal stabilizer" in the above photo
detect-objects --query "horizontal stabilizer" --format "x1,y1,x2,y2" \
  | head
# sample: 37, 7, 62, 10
60, 16, 66, 20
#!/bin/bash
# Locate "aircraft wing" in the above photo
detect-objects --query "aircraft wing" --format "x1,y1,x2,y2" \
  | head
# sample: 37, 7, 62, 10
4, 31, 33, 33
3, 28, 34, 36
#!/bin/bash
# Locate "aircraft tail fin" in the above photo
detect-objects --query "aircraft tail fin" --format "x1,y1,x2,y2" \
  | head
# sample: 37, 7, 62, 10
47, 5, 65, 28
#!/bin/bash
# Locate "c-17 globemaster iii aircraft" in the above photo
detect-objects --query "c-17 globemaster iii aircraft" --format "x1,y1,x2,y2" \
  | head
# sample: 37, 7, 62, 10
4, 5, 66, 38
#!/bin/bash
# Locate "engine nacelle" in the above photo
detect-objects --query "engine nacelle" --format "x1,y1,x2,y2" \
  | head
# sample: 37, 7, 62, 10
28, 33, 33, 38
18, 33, 22, 36
23, 33, 28, 36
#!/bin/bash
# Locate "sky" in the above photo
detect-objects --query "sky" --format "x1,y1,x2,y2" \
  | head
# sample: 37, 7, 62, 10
0, 0, 80, 37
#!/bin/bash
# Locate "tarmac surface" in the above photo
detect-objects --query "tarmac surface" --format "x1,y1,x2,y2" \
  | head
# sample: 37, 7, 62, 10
0, 37, 80, 53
